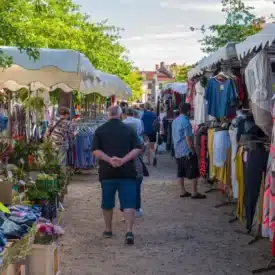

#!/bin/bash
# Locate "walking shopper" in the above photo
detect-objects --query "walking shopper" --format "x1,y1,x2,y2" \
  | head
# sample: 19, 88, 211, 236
92, 105, 142, 245
172, 103, 206, 199
142, 102, 157, 166
123, 108, 144, 217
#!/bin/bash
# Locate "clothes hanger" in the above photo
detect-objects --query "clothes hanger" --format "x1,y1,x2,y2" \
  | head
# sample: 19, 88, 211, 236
212, 72, 227, 83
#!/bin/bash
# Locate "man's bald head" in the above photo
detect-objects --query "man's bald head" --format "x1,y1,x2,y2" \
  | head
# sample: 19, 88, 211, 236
107, 105, 122, 119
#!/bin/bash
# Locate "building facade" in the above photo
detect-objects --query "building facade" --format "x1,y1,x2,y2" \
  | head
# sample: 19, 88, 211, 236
140, 62, 175, 104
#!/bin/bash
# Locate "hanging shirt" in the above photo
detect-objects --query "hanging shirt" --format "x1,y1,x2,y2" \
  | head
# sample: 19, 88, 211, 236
194, 82, 207, 126
205, 78, 236, 118
245, 50, 273, 137
172, 114, 192, 158
213, 130, 231, 167
245, 50, 272, 112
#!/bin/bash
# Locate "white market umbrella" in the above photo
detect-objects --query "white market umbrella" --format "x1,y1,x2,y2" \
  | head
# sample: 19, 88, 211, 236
83, 71, 131, 100
0, 46, 101, 93
0, 46, 131, 100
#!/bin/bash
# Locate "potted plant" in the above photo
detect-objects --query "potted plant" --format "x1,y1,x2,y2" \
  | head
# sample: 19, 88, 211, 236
29, 223, 64, 275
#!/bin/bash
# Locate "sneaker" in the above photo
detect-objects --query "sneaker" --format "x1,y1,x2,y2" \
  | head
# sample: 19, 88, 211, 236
125, 232, 134, 245
102, 231, 113, 238
135, 209, 143, 218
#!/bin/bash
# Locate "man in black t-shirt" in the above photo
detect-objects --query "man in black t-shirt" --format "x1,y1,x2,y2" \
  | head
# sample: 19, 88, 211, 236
92, 105, 142, 245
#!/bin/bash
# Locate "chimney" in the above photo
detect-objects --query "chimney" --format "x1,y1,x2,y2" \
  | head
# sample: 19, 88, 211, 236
155, 64, 160, 71
160, 61, 165, 68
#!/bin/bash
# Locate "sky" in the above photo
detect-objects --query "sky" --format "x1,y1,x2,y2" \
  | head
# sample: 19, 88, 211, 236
75, 0, 275, 70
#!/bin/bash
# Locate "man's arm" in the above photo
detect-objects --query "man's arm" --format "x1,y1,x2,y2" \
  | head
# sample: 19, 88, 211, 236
93, 150, 112, 165
116, 129, 142, 166
186, 136, 196, 154
92, 130, 112, 165
119, 148, 142, 166
185, 123, 196, 154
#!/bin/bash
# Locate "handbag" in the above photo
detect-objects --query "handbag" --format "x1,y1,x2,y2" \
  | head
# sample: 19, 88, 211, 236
138, 156, 149, 177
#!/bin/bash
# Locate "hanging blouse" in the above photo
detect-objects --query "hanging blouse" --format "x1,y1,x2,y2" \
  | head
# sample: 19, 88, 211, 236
205, 78, 236, 118
194, 81, 207, 126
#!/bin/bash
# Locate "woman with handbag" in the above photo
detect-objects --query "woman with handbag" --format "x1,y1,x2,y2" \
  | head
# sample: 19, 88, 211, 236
48, 107, 74, 166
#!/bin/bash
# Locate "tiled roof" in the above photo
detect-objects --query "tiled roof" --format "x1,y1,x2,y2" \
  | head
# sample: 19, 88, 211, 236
140, 71, 175, 81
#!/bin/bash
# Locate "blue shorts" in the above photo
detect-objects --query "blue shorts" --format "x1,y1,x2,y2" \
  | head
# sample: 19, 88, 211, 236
100, 179, 137, 210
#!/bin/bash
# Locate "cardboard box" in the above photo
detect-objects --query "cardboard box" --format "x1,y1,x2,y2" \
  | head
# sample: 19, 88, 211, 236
28, 242, 59, 275
0, 181, 13, 205
1, 264, 25, 275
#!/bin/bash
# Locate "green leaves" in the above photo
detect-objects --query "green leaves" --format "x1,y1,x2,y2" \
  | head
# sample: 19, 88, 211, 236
0, 0, 143, 101
191, 0, 264, 54
170, 64, 192, 83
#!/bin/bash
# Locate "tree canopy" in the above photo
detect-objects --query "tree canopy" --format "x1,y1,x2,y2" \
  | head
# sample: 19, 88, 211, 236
0, 0, 143, 101
170, 64, 192, 83
190, 0, 266, 54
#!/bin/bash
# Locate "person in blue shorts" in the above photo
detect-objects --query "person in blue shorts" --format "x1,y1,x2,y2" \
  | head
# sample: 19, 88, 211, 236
92, 105, 142, 245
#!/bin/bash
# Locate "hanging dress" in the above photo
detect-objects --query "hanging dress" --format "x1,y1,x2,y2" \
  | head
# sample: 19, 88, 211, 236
262, 98, 275, 239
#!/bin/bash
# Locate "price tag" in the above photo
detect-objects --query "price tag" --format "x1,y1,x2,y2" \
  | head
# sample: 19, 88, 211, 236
19, 193, 25, 201
19, 180, 26, 186
243, 151, 248, 163
220, 84, 224, 91
7, 171, 13, 178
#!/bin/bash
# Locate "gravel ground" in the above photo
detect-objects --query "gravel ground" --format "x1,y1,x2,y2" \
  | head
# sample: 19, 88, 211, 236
59, 153, 274, 275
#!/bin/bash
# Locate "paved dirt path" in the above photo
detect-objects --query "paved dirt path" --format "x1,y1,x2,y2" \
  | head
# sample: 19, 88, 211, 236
59, 153, 273, 275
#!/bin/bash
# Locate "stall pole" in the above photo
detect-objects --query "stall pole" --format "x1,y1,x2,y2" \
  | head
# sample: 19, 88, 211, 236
26, 85, 31, 143
7, 90, 12, 142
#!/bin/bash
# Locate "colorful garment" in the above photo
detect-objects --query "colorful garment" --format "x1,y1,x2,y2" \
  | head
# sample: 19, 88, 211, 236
207, 129, 215, 179
236, 146, 245, 222
262, 97, 275, 239
205, 78, 236, 118
199, 135, 207, 177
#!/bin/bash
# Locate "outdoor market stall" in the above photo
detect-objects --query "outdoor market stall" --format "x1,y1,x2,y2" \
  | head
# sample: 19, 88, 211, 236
160, 82, 188, 152
187, 23, 275, 274
0, 46, 131, 274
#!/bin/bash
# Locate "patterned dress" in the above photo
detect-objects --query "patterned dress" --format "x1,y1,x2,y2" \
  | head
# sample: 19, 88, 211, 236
49, 119, 74, 166
262, 98, 275, 239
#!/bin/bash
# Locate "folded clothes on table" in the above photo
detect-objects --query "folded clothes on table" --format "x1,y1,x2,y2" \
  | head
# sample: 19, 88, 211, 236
0, 205, 41, 240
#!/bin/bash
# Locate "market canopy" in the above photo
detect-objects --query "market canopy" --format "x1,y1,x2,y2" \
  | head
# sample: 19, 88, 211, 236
236, 23, 275, 59
161, 82, 187, 94
188, 42, 237, 79
82, 70, 132, 100
0, 46, 131, 99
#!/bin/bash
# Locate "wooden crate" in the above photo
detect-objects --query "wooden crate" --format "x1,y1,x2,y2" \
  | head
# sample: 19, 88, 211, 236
28, 242, 59, 275
0, 181, 13, 205
1, 264, 25, 275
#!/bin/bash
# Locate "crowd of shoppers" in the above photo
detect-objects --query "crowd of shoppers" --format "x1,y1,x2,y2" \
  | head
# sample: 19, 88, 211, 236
91, 102, 205, 246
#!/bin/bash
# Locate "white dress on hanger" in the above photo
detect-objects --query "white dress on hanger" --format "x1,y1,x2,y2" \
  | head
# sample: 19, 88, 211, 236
194, 81, 207, 126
